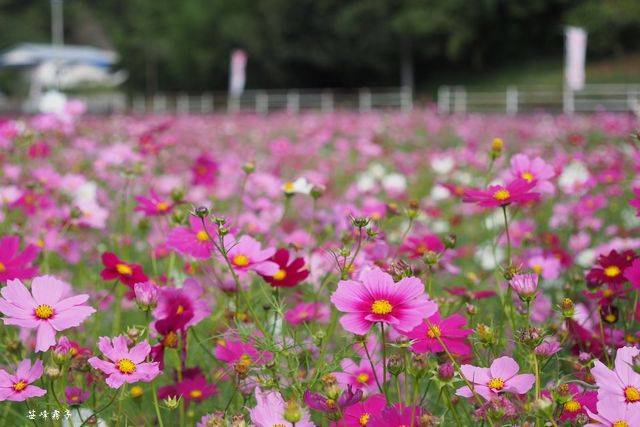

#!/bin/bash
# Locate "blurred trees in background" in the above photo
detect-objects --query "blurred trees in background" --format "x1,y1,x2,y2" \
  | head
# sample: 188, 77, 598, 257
1, 0, 639, 93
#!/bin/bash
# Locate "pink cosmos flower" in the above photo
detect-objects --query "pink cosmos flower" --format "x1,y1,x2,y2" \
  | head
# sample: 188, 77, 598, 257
591, 346, 640, 405
330, 394, 386, 427
368, 404, 422, 427
528, 255, 560, 281
192, 154, 218, 186
0, 236, 39, 282
88, 336, 160, 389
214, 333, 272, 366
508, 154, 555, 193
0, 359, 46, 401
399, 234, 445, 259
462, 178, 540, 208
134, 189, 173, 216
284, 302, 330, 325
510, 273, 539, 300
0, 276, 95, 352
332, 358, 384, 394
167, 216, 217, 259
534, 339, 561, 358
456, 356, 535, 400
330, 268, 437, 335
405, 311, 472, 356
630, 188, 640, 217
152, 278, 210, 331
585, 396, 640, 427
250, 387, 314, 427
221, 235, 279, 276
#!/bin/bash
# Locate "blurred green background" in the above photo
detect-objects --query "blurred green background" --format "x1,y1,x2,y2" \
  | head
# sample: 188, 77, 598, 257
1, 0, 639, 94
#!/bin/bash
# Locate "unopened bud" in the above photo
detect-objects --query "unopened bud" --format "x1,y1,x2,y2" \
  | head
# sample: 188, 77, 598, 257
242, 160, 256, 174
284, 400, 303, 423
194, 206, 209, 218
438, 363, 455, 381
560, 298, 575, 318
443, 234, 457, 249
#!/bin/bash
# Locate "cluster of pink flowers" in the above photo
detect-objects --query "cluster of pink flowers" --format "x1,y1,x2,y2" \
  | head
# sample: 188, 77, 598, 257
1, 106, 640, 426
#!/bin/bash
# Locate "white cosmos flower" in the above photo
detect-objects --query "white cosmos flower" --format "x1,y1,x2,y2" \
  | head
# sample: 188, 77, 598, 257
283, 177, 313, 195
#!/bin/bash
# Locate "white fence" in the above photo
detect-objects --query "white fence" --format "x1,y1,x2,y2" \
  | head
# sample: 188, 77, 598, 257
71, 87, 413, 115
437, 84, 640, 115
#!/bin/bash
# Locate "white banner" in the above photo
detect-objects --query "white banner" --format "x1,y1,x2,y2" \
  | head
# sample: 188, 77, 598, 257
229, 49, 247, 97
565, 27, 587, 91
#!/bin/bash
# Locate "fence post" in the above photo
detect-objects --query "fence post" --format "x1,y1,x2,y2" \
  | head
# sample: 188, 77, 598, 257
453, 87, 466, 114
400, 86, 413, 113
563, 86, 574, 115
321, 91, 334, 113
177, 94, 189, 114
256, 91, 269, 115
287, 91, 300, 113
506, 86, 518, 115
359, 88, 372, 112
200, 93, 213, 114
437, 86, 450, 114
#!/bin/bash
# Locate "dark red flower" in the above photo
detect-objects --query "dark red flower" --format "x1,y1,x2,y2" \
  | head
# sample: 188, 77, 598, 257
100, 252, 149, 288
259, 248, 309, 288
586, 250, 636, 288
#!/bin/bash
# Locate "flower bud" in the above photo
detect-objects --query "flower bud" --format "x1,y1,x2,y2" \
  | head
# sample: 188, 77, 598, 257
423, 251, 439, 267
164, 396, 180, 410
387, 354, 403, 376
310, 185, 325, 199
53, 337, 73, 365
476, 323, 494, 344
134, 281, 160, 311
510, 274, 538, 302
560, 298, 575, 318
491, 138, 503, 159
230, 415, 246, 427
194, 206, 209, 218
443, 234, 457, 249
351, 216, 370, 228
170, 187, 185, 203
438, 363, 455, 381
44, 365, 60, 379
130, 385, 143, 399
284, 400, 303, 423
466, 304, 477, 316
242, 160, 256, 174
127, 327, 141, 340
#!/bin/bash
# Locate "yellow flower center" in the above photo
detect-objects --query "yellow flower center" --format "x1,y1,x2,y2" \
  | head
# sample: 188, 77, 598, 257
156, 202, 169, 211
357, 373, 370, 383
603, 289, 614, 298
563, 400, 581, 412
130, 386, 143, 398
427, 325, 442, 339
371, 299, 393, 315
493, 189, 511, 201
359, 413, 370, 426
532, 264, 543, 274
521, 172, 534, 183
492, 138, 503, 150
190, 390, 203, 398
604, 266, 621, 277
34, 304, 54, 319
488, 378, 505, 390
273, 269, 287, 280
233, 254, 250, 267
625, 386, 640, 402
416, 244, 427, 254
605, 314, 617, 323
116, 358, 137, 374
164, 331, 178, 348
273, 425, 287, 427
176, 305, 185, 315
196, 230, 209, 241
613, 422, 629, 427
325, 399, 335, 409
13, 380, 27, 392
36, 239, 45, 248
283, 182, 295, 193
116, 263, 133, 275
71, 395, 79, 401
0, 261, 5, 272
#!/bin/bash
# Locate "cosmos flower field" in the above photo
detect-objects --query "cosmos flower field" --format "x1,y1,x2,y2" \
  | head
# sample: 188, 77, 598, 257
1, 106, 640, 426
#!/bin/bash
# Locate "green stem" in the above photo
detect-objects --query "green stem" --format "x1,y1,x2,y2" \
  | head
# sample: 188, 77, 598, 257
501, 206, 511, 267
146, 311, 165, 427
380, 323, 389, 404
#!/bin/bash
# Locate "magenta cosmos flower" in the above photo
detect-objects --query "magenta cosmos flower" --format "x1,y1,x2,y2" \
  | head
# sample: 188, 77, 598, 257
167, 216, 217, 259
332, 358, 384, 394
463, 178, 540, 208
330, 268, 437, 335
585, 396, 640, 427
508, 154, 555, 193
0, 359, 46, 401
88, 336, 160, 389
134, 189, 173, 217
591, 346, 640, 405
330, 394, 386, 427
456, 356, 535, 400
152, 278, 210, 332
404, 311, 472, 356
221, 235, 279, 276
0, 236, 39, 282
0, 276, 95, 352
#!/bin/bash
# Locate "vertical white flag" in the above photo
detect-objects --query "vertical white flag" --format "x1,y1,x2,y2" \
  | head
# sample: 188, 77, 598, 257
565, 27, 587, 91
229, 49, 247, 97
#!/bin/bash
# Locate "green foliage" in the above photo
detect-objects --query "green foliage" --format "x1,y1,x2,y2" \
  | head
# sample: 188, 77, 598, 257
0, 0, 639, 92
